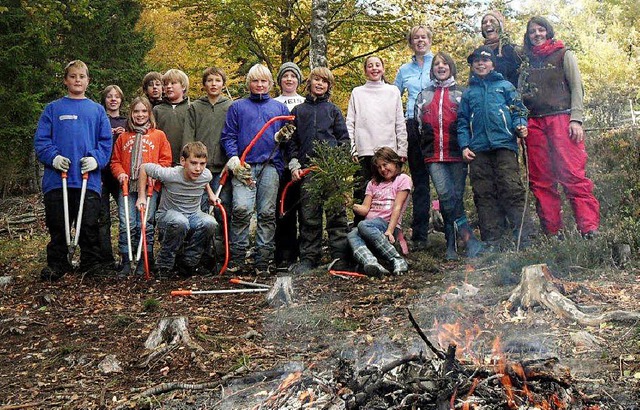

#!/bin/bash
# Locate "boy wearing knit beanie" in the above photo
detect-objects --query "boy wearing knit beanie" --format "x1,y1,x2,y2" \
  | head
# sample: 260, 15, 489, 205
275, 62, 305, 111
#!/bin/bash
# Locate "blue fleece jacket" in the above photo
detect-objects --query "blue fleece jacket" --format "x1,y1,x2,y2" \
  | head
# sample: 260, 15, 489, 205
457, 71, 528, 154
220, 93, 290, 174
35, 97, 113, 195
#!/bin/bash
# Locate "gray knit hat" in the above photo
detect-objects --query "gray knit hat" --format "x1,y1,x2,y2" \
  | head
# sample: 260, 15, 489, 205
276, 62, 302, 86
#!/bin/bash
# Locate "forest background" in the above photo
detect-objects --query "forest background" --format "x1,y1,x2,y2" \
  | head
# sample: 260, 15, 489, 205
1, 0, 639, 199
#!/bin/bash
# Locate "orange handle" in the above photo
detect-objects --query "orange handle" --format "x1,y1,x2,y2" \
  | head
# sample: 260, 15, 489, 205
82, 172, 89, 180
122, 178, 129, 196
171, 290, 192, 296
229, 278, 241, 285
61, 172, 68, 179
279, 167, 314, 217
146, 177, 154, 197
329, 270, 367, 278
239, 115, 295, 165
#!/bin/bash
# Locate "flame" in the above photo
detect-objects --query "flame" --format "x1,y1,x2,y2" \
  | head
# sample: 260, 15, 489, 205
434, 319, 482, 362
492, 337, 517, 409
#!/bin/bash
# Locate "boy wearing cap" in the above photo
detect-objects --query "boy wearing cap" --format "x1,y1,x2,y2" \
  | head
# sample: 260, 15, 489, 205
274, 62, 305, 268
457, 46, 533, 250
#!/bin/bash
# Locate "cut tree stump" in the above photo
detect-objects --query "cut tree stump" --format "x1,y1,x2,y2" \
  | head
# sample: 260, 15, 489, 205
144, 316, 202, 351
266, 276, 294, 307
507, 264, 640, 326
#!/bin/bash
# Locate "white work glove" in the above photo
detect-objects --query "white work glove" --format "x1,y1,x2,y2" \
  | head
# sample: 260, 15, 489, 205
226, 156, 252, 185
52, 155, 70, 172
80, 157, 98, 174
274, 124, 296, 144
288, 158, 301, 173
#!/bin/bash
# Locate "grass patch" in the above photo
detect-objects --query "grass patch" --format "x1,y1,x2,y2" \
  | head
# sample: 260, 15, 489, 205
142, 298, 160, 312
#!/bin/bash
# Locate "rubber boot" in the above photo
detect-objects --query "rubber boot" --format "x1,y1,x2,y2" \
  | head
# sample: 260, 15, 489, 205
454, 216, 484, 258
352, 246, 389, 278
444, 222, 458, 261
118, 253, 132, 277
370, 236, 408, 275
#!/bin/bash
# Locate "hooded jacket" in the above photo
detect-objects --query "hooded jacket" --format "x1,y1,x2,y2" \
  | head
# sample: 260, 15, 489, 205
288, 93, 350, 168
457, 71, 528, 154
220, 93, 290, 174
182, 95, 233, 172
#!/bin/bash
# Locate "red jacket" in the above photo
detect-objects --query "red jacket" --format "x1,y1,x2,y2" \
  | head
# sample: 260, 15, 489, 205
110, 128, 172, 191
415, 85, 463, 163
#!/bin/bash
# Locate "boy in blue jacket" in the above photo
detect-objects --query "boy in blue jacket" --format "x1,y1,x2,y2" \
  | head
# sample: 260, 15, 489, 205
458, 46, 533, 250
220, 64, 291, 274
35, 60, 113, 280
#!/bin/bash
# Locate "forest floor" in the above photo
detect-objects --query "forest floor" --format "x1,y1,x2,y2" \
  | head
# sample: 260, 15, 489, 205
0, 195, 639, 409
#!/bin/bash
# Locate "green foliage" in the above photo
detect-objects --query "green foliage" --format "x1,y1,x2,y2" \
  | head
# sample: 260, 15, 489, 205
305, 141, 359, 215
0, 1, 153, 195
142, 297, 160, 312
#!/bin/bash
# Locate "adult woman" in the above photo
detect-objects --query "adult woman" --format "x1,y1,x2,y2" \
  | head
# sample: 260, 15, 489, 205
519, 16, 599, 238
394, 24, 433, 250
479, 10, 522, 87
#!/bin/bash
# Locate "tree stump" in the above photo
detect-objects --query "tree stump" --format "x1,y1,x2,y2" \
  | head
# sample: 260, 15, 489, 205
144, 316, 202, 351
507, 264, 640, 326
266, 276, 294, 307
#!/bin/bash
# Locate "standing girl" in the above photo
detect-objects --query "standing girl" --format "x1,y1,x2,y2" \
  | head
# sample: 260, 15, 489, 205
348, 147, 412, 277
347, 56, 407, 223
99, 85, 127, 268
415, 52, 483, 260
110, 97, 172, 275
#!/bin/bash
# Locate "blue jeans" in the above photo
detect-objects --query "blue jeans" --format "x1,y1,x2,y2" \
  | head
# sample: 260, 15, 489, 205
230, 163, 279, 265
117, 190, 158, 256
406, 119, 430, 241
428, 162, 468, 226
347, 217, 400, 252
156, 210, 217, 269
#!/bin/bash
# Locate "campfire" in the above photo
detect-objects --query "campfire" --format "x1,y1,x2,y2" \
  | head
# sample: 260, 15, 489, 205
246, 309, 602, 409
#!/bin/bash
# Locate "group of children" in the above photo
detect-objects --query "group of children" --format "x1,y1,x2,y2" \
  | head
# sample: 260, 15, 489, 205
36, 17, 597, 280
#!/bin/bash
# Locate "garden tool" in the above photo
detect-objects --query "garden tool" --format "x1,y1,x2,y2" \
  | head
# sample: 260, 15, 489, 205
516, 138, 530, 252
134, 177, 154, 280
279, 167, 315, 218
121, 178, 134, 272
327, 257, 367, 279
64, 172, 89, 266
229, 278, 270, 288
170, 288, 269, 296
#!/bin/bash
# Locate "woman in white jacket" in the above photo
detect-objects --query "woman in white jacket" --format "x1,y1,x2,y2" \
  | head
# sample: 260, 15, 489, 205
346, 55, 407, 223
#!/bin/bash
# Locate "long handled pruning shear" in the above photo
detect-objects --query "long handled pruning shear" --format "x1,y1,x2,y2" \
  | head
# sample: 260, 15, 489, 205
63, 171, 89, 266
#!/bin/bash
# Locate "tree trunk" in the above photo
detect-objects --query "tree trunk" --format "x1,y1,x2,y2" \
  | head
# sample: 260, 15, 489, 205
310, 0, 328, 68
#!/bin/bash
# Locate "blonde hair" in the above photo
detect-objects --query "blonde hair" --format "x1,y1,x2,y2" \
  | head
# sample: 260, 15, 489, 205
182, 141, 208, 159
162, 69, 189, 94
305, 67, 335, 96
101, 85, 124, 108
406, 24, 433, 45
64, 60, 89, 78
245, 64, 274, 89
126, 96, 156, 131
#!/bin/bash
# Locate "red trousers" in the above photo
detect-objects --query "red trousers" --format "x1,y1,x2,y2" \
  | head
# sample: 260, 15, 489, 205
526, 114, 599, 235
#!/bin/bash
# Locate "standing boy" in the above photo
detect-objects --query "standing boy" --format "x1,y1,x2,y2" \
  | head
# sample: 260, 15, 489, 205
183, 67, 233, 213
137, 142, 218, 279
142, 71, 164, 107
35, 60, 113, 280
153, 69, 190, 165
287, 67, 352, 273
273, 62, 305, 268
458, 46, 533, 249
220, 63, 291, 274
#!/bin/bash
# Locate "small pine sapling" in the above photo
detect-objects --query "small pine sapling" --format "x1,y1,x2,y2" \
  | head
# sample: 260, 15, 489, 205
306, 141, 360, 214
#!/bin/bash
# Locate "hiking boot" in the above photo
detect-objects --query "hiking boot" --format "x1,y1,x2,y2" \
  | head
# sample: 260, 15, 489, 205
444, 223, 458, 261
40, 266, 66, 282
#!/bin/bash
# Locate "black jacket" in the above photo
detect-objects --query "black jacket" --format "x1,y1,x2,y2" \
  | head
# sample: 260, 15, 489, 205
288, 94, 349, 167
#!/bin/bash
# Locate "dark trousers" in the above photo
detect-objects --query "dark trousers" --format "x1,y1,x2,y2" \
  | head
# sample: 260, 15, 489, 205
44, 188, 102, 271
298, 178, 350, 264
406, 119, 430, 241
468, 148, 530, 242
98, 170, 118, 263
275, 169, 300, 264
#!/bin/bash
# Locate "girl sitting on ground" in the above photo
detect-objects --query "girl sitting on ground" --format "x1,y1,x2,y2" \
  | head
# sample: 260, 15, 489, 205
348, 147, 412, 277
